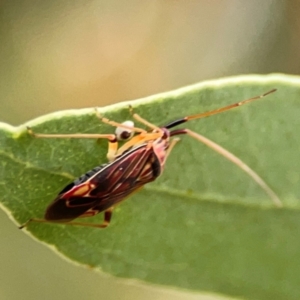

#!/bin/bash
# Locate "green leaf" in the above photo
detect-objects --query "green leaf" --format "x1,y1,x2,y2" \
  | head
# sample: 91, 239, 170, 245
1, 74, 300, 300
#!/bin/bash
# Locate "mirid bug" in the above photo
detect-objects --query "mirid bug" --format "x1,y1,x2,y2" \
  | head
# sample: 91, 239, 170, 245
19, 89, 282, 229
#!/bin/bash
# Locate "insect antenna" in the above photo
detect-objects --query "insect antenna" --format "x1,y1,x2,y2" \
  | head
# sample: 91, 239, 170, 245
164, 89, 277, 129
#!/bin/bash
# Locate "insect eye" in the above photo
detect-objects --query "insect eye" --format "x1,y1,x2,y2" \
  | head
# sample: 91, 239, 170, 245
115, 120, 135, 141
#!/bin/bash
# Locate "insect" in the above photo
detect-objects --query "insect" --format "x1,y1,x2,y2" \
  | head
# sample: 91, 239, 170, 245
19, 89, 282, 229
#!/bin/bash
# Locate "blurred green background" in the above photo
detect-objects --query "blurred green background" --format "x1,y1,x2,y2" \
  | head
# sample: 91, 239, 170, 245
1, 1, 300, 299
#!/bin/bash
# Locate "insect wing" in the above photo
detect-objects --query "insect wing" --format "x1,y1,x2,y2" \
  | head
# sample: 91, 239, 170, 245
89, 144, 159, 196
45, 195, 98, 221
45, 144, 161, 222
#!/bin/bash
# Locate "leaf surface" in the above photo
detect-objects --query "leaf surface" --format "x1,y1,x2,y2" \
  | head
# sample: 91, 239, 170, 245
1, 74, 300, 300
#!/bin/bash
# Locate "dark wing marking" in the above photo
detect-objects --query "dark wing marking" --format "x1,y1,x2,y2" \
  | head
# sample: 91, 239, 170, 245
89, 143, 161, 197
45, 197, 98, 221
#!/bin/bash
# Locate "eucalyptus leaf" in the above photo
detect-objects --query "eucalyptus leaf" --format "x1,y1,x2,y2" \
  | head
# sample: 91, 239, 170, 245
1, 74, 300, 300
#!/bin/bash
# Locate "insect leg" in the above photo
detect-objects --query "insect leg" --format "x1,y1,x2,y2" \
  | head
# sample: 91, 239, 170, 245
183, 129, 282, 207
19, 208, 114, 229
98, 207, 113, 228
94, 108, 147, 134
129, 105, 161, 131
63, 208, 114, 228
19, 218, 60, 229
106, 140, 118, 162
19, 218, 34, 229
27, 126, 119, 162
27, 126, 116, 140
